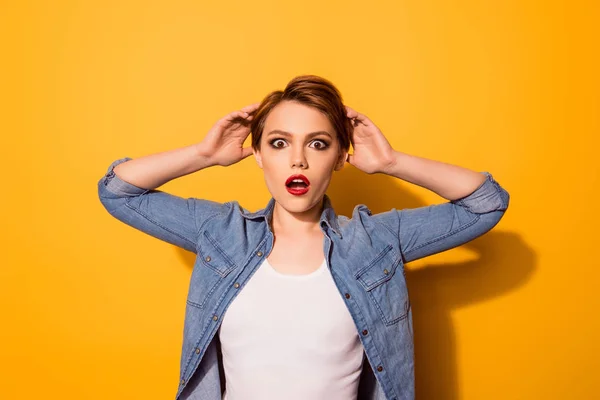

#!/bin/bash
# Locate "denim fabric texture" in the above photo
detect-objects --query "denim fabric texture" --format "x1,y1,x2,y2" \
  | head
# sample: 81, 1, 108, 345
98, 157, 510, 400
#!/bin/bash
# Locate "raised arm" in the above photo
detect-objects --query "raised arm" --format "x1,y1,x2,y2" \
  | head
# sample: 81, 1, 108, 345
97, 103, 259, 253
373, 151, 509, 263
344, 105, 510, 263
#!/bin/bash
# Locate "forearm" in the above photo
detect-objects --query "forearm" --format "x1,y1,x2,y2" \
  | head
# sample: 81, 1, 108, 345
383, 151, 487, 201
112, 143, 215, 190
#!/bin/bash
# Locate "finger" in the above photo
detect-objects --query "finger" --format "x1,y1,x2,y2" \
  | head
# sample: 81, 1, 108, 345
225, 110, 249, 121
241, 146, 254, 159
345, 105, 369, 125
345, 105, 358, 118
241, 103, 260, 114
216, 112, 246, 129
346, 106, 368, 122
352, 112, 368, 124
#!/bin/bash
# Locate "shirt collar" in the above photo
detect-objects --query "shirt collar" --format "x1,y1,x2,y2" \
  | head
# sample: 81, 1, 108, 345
240, 193, 343, 238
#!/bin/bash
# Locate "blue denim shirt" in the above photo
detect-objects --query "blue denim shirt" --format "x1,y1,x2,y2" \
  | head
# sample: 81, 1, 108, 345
98, 157, 510, 400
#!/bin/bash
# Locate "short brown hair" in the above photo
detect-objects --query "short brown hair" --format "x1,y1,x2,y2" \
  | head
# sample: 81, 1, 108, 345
250, 75, 353, 152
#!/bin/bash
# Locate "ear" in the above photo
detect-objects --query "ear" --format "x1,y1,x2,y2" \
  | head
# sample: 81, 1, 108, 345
334, 149, 348, 171
253, 147, 263, 169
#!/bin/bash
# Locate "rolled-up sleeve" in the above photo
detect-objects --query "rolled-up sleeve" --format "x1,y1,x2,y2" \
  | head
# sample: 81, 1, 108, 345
373, 171, 510, 264
98, 157, 227, 254
100, 157, 149, 197
450, 172, 509, 214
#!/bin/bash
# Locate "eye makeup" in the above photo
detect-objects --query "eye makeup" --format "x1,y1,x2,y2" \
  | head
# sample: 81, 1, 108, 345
268, 138, 330, 150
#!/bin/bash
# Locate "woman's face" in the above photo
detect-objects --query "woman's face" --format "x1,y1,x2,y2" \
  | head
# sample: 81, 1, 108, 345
253, 100, 348, 214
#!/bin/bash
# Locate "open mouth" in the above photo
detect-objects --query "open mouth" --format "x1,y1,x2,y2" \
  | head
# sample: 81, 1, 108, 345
285, 174, 310, 195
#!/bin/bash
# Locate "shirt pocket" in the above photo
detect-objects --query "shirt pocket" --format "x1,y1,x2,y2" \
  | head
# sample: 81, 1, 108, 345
186, 230, 237, 309
355, 244, 410, 326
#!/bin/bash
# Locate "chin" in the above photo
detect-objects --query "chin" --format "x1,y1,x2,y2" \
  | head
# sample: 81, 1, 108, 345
275, 191, 323, 213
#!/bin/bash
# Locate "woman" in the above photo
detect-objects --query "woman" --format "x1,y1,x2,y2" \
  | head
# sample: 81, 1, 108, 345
98, 75, 510, 400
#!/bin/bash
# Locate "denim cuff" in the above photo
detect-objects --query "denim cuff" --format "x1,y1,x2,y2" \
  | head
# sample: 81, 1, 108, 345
100, 157, 149, 196
451, 172, 510, 214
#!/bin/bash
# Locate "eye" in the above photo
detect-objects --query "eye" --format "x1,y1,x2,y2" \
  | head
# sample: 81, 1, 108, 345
269, 138, 287, 149
310, 140, 329, 150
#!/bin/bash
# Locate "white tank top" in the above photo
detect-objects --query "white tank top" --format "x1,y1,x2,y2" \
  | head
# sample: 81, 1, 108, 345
218, 257, 365, 400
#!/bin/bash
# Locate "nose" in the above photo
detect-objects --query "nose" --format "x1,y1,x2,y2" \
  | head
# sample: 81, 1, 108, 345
290, 147, 307, 169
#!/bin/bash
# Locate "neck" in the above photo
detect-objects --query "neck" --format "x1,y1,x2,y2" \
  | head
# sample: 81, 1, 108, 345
271, 197, 325, 236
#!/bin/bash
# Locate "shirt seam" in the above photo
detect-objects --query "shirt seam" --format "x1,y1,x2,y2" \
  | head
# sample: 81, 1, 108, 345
123, 197, 198, 250
403, 213, 481, 258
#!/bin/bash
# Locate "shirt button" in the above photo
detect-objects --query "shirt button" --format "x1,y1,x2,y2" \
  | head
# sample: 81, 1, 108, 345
256, 251, 263, 257
212, 315, 218, 321
362, 329, 368, 335
195, 348, 200, 354
234, 282, 240, 288
377, 365, 384, 372
383, 269, 389, 275
345, 293, 351, 299
205, 256, 211, 262
181, 378, 185, 385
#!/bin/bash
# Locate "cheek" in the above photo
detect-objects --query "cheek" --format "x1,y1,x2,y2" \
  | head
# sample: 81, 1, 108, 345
260, 151, 280, 171
260, 153, 284, 185
310, 153, 338, 172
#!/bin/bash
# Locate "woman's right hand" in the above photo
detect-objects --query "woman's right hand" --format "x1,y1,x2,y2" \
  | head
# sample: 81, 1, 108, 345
197, 103, 260, 167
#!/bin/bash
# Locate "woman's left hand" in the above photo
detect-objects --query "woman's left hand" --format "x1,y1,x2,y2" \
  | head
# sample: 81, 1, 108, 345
345, 106, 397, 174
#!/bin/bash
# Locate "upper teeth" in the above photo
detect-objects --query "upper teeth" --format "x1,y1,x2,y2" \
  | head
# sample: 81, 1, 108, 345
292, 179, 304, 183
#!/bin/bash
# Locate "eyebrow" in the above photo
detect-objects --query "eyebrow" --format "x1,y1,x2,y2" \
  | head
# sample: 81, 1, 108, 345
266, 129, 333, 139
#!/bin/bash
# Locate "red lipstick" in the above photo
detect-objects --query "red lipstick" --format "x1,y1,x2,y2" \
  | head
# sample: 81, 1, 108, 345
285, 174, 310, 196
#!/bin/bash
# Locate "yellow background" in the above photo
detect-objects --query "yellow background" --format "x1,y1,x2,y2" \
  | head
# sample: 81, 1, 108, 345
1, 0, 598, 398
